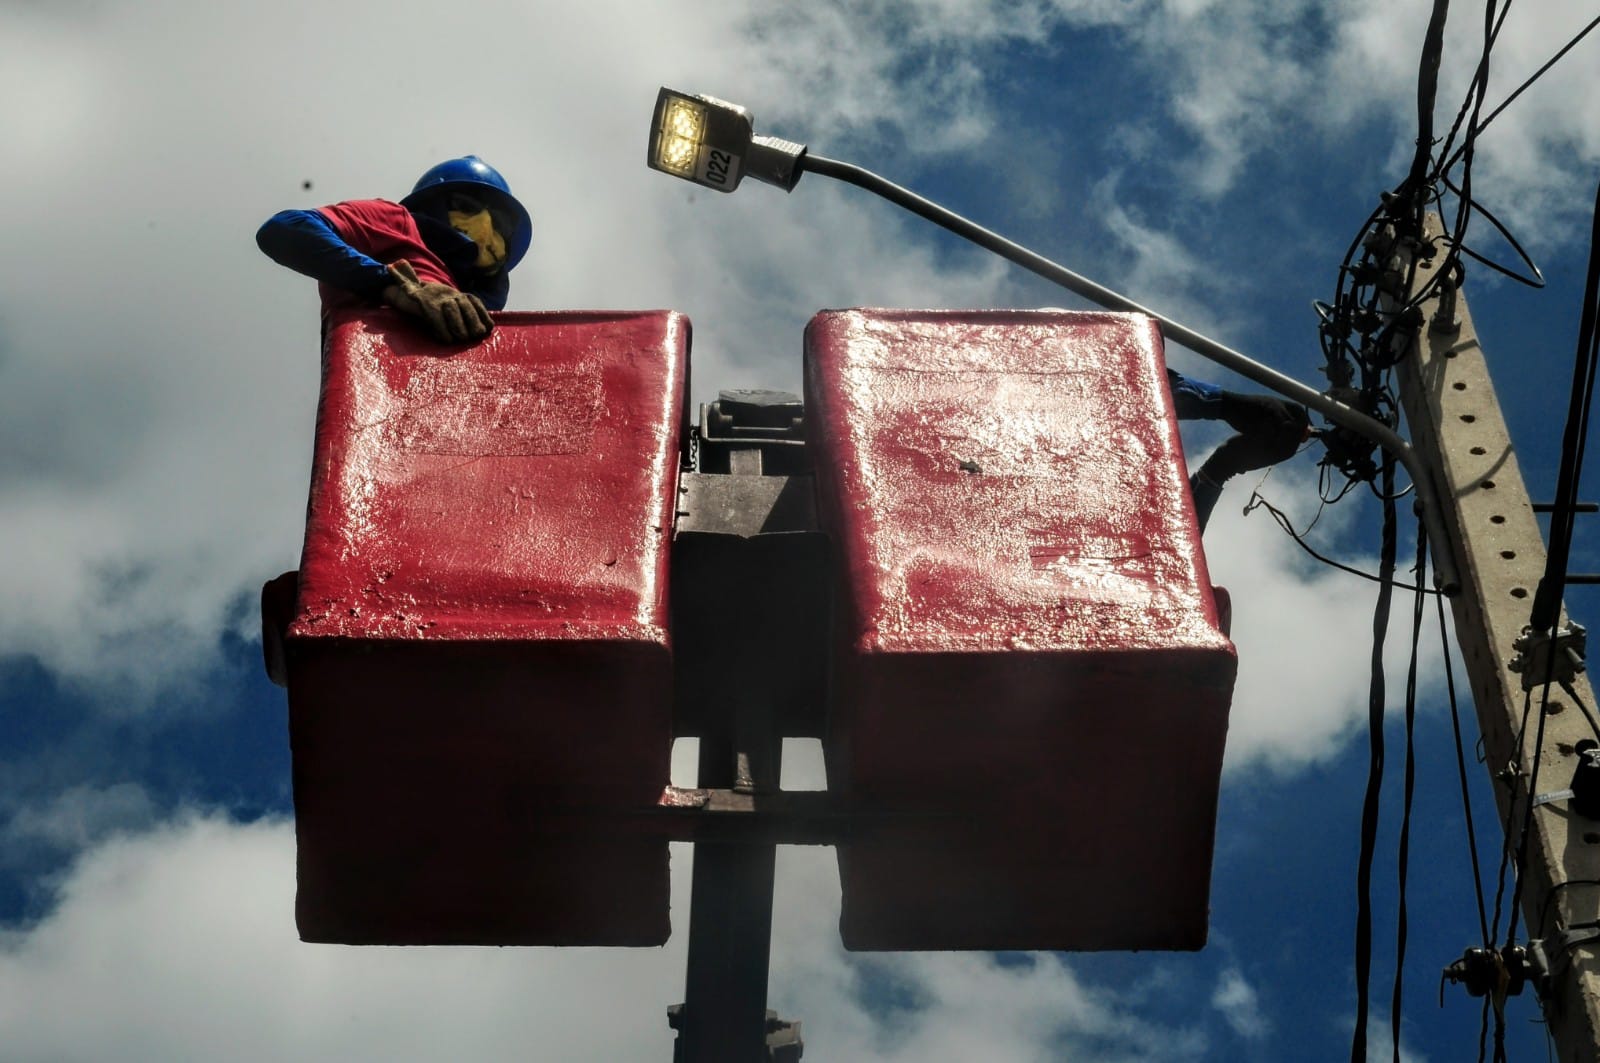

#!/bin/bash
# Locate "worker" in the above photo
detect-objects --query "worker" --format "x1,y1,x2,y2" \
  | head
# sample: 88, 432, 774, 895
256, 155, 533, 343
1168, 369, 1309, 531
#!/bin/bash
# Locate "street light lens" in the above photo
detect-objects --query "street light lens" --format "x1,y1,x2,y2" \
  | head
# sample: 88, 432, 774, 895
653, 95, 707, 178
658, 134, 698, 174
663, 97, 705, 141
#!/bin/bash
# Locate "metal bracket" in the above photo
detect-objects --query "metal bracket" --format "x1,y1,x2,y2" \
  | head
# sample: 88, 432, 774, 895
668, 1006, 804, 1062
1534, 788, 1577, 809
1431, 273, 1462, 336
1509, 622, 1588, 691
1529, 924, 1600, 999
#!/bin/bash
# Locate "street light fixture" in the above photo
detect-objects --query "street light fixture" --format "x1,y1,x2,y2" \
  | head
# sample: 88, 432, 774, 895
642, 85, 1461, 596
647, 88, 805, 193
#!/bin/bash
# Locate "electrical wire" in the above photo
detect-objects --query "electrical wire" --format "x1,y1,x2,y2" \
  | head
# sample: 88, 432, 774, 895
1405, 0, 1455, 198
1441, 12, 1600, 175
1505, 681, 1560, 1008
1436, 0, 1497, 313
1432, 184, 1546, 288
1391, 527, 1428, 1063
1536, 879, 1600, 938
1532, 180, 1600, 633
1243, 490, 1444, 594
1310, 0, 1600, 508
1301, 8, 1600, 1055
1351, 454, 1399, 1063
1435, 0, 1513, 169
1487, 687, 1535, 946
1479, 184, 1600, 1021
1479, 676, 1537, 1063
1438, 591, 1491, 946
1556, 678, 1600, 747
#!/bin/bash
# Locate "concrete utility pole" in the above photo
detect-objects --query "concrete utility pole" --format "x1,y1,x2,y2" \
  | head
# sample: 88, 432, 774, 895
1395, 214, 1600, 1061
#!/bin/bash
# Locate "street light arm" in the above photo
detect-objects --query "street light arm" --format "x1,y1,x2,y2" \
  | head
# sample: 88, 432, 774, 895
798, 152, 1459, 595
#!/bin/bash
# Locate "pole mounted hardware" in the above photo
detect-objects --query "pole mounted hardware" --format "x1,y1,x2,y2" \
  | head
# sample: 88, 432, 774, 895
1509, 623, 1588, 692
1441, 945, 1533, 1005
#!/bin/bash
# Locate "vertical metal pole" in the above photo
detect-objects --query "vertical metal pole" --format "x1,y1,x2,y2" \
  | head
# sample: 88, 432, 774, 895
1394, 215, 1600, 1061
678, 720, 781, 1062
671, 409, 817, 1063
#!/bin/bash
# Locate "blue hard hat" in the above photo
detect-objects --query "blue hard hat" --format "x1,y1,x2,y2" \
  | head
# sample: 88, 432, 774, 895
402, 155, 534, 272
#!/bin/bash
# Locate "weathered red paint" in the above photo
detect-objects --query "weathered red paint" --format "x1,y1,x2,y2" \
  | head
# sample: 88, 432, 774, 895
287, 308, 686, 946
805, 309, 1237, 951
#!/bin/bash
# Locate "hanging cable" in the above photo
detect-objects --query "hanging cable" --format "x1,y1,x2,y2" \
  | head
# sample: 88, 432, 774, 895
1447, 0, 1497, 260
1440, 12, 1600, 175
1391, 526, 1428, 1062
1438, 592, 1491, 946
1433, 180, 1546, 288
1531, 179, 1600, 633
1243, 491, 1443, 593
1556, 678, 1600, 746
1405, 0, 1455, 200
1351, 454, 1399, 1063
1481, 682, 1542, 1060
1500, 679, 1561, 1063
1434, 0, 1513, 169
1487, 687, 1535, 951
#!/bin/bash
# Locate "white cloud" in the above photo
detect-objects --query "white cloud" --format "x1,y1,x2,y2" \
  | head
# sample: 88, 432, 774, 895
0, 814, 1211, 1062
3, 783, 157, 854
1205, 465, 1450, 771
1211, 965, 1268, 1039
1092, 175, 1234, 338
0, 816, 684, 1062
1033, 0, 1600, 246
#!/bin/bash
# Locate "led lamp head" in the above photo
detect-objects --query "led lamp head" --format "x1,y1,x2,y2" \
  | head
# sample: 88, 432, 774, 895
647, 87, 806, 193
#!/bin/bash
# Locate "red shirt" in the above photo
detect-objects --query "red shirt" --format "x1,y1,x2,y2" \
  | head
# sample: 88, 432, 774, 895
315, 199, 457, 315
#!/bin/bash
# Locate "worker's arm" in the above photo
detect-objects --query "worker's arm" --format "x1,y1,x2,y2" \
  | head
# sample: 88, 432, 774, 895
1168, 368, 1309, 530
256, 209, 490, 342
1167, 369, 1226, 419
1168, 368, 1307, 459
255, 209, 394, 301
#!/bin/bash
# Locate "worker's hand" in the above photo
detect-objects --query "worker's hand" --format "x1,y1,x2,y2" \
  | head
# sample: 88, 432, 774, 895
381, 259, 493, 343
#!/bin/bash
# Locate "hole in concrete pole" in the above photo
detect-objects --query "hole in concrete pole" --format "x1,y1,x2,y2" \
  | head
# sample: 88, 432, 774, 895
1511, 587, 1529, 599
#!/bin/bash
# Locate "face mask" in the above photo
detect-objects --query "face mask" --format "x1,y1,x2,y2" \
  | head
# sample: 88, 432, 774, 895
447, 208, 508, 272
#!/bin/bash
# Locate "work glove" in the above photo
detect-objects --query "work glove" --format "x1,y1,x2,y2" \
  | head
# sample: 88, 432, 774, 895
382, 259, 493, 343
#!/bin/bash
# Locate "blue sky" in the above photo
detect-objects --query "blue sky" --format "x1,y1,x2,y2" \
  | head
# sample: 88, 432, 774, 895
2, 1, 1599, 1059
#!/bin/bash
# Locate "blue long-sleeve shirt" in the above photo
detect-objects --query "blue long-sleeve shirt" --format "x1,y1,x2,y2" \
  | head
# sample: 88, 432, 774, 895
257, 209, 394, 301
256, 202, 510, 311
1167, 369, 1224, 420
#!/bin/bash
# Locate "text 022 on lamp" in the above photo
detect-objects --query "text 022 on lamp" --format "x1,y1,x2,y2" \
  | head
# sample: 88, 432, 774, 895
646, 88, 804, 193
